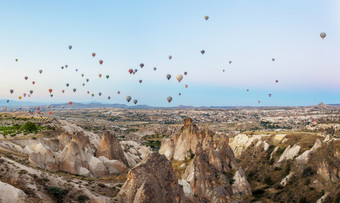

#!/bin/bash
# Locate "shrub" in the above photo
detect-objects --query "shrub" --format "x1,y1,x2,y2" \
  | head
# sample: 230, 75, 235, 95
77, 195, 90, 202
252, 189, 265, 198
22, 122, 38, 133
45, 186, 68, 203
304, 179, 311, 185
264, 176, 274, 185
302, 167, 314, 177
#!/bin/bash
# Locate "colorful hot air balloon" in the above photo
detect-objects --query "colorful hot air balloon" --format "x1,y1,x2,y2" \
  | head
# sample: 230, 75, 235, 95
258, 100, 261, 104
126, 96, 132, 102
24, 76, 28, 80
6, 100, 9, 103
32, 81, 35, 85
139, 80, 142, 83
50, 94, 53, 97
39, 70, 43, 74
275, 80, 279, 83
140, 63, 144, 68
185, 84, 188, 88
269, 94, 272, 97
117, 91, 120, 95
106, 75, 109, 79
82, 83, 85, 86
87, 91, 90, 94
176, 74, 183, 83
92, 53, 96, 57
246, 89, 249, 92
133, 99, 138, 104
167, 96, 172, 103
62, 90, 65, 93
15, 59, 18, 62
69, 101, 73, 106
48, 89, 53, 93
75, 69, 78, 72
204, 16, 209, 20
129, 69, 133, 74
201, 50, 205, 55
222, 69, 225, 72
66, 83, 69, 87
91, 93, 94, 97
99, 60, 103, 65
320, 32, 326, 39
61, 66, 64, 70
86, 78, 89, 82
29, 90, 33, 94
168, 55, 172, 60
23, 93, 26, 97
184, 72, 187, 76
99, 74, 102, 78
49, 111, 52, 115
166, 74, 171, 80
18, 96, 22, 100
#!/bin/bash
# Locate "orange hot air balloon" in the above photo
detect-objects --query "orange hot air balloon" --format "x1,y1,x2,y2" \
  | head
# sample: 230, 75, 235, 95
48, 89, 53, 93
99, 74, 102, 78
69, 101, 73, 106
92, 53, 96, 57
185, 84, 188, 88
18, 96, 22, 100
99, 60, 103, 65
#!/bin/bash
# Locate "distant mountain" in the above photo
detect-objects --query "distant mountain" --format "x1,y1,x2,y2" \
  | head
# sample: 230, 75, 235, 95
0, 100, 47, 107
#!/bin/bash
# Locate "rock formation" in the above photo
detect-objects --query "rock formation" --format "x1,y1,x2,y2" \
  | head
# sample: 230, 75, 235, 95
117, 153, 186, 203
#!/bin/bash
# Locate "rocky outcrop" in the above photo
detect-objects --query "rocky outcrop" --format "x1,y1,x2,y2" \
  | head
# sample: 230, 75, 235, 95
97, 131, 128, 166
277, 144, 301, 164
0, 181, 27, 203
159, 118, 251, 202
120, 140, 151, 168
117, 153, 186, 203
296, 139, 321, 165
29, 143, 58, 172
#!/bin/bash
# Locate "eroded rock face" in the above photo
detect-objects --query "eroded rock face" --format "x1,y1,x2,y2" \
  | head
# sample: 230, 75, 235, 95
97, 131, 128, 166
0, 181, 27, 203
117, 153, 186, 203
159, 118, 251, 202
29, 143, 58, 172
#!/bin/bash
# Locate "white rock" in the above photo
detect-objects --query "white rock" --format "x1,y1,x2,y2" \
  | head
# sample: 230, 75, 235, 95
79, 167, 91, 177
88, 156, 108, 177
296, 139, 321, 165
263, 141, 270, 152
277, 145, 301, 164
178, 179, 194, 198
280, 172, 294, 186
0, 181, 27, 203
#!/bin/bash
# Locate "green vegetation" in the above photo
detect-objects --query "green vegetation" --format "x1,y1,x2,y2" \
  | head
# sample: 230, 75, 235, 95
0, 121, 48, 137
45, 186, 68, 203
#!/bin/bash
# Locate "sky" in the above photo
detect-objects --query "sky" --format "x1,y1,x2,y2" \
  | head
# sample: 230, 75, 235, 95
0, 0, 340, 107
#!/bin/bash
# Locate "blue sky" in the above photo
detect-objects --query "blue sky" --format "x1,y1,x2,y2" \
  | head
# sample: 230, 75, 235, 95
0, 0, 339, 106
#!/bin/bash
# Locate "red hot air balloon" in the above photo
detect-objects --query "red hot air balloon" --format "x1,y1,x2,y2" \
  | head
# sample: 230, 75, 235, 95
139, 80, 142, 83
275, 80, 278, 83
99, 74, 102, 78
32, 81, 35, 85
184, 72, 187, 76
48, 89, 53, 93
62, 90, 65, 93
128, 69, 133, 74
49, 111, 52, 115
99, 60, 103, 65
167, 96, 172, 103
92, 53, 96, 57
117, 91, 120, 95
69, 101, 73, 106
24, 76, 28, 80
258, 100, 261, 104
185, 84, 188, 88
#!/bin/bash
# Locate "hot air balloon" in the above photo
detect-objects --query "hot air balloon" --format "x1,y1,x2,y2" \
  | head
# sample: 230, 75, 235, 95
204, 16, 209, 20
98, 92, 102, 96
272, 58, 275, 62
69, 101, 72, 106
49, 111, 52, 115
222, 69, 225, 72
140, 63, 144, 68
139, 80, 142, 83
168, 55, 172, 60
184, 72, 187, 76
66, 83, 69, 87
133, 99, 138, 104
106, 75, 109, 79
185, 84, 188, 88
126, 96, 131, 102
153, 67, 157, 71
29, 90, 33, 94
50, 94, 53, 97
28, 94, 31, 98
65, 65, 68, 68
246, 89, 249, 92
62, 90, 65, 93
36, 107, 40, 112
24, 76, 28, 80
269, 94, 272, 97
87, 91, 90, 94
82, 83, 85, 86
15, 59, 18, 62
129, 69, 133, 74
275, 80, 278, 83
32, 81, 35, 85
179, 93, 181, 96
73, 88, 76, 93
18, 96, 22, 100
167, 96, 172, 103
86, 78, 89, 82
108, 96, 111, 100
91, 93, 94, 97
75, 69, 78, 72
201, 50, 205, 55
99, 60, 103, 65
258, 100, 261, 104
68, 45, 72, 50
92, 53, 96, 57
10, 89, 14, 94
117, 91, 120, 95
23, 93, 26, 97
176, 74, 183, 83
166, 74, 171, 80
320, 32, 326, 39
99, 74, 102, 78
6, 100, 9, 103
81, 74, 84, 77
61, 66, 64, 70
135, 69, 138, 73
229, 60, 232, 64
39, 70, 43, 74
48, 89, 53, 93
